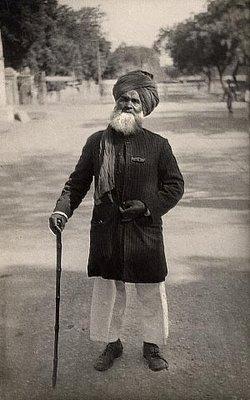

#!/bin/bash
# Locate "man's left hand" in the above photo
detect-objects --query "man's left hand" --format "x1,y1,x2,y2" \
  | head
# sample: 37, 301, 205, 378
119, 200, 147, 219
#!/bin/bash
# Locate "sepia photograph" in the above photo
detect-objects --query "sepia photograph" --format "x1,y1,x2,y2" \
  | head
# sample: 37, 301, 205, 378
0, 0, 249, 399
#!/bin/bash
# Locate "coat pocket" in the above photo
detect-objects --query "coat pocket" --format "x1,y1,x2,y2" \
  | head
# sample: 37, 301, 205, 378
89, 217, 117, 261
91, 202, 117, 225
133, 220, 163, 242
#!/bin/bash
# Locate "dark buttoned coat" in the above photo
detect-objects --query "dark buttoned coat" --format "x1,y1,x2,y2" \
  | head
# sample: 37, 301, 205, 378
54, 127, 184, 283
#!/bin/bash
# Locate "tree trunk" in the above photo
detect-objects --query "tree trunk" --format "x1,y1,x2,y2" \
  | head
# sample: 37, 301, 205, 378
232, 60, 239, 89
217, 66, 224, 87
207, 70, 212, 93
203, 68, 212, 93
246, 65, 250, 120
216, 65, 227, 95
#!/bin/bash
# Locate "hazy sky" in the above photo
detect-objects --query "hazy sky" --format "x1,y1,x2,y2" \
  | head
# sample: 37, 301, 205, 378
59, 0, 207, 49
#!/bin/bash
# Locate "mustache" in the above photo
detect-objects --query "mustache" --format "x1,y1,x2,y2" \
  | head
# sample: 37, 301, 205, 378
111, 107, 143, 122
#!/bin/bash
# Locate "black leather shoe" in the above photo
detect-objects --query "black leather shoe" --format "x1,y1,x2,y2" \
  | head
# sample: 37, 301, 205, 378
143, 342, 169, 372
94, 339, 123, 371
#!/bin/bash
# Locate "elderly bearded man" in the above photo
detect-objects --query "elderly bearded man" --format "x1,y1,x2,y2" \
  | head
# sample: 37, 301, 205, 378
49, 70, 184, 372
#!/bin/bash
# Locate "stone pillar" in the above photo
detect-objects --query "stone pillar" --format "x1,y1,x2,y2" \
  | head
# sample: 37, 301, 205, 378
18, 67, 33, 105
0, 30, 14, 122
37, 71, 47, 104
0, 32, 6, 106
5, 67, 19, 105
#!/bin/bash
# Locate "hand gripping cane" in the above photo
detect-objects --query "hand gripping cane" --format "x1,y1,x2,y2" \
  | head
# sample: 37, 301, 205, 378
52, 220, 62, 388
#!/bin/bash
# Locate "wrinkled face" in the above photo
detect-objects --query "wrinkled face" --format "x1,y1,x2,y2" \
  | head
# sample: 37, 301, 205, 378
116, 90, 143, 115
110, 90, 144, 135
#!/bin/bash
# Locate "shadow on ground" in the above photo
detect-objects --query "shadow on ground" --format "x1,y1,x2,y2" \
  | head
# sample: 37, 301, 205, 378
0, 152, 94, 231
146, 109, 248, 136
0, 256, 249, 400
77, 108, 248, 137
179, 150, 249, 211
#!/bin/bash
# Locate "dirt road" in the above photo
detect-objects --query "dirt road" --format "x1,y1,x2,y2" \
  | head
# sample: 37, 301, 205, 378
0, 100, 249, 400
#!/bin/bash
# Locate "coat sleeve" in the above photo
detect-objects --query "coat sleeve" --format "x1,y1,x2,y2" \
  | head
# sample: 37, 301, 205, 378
146, 138, 184, 222
53, 137, 94, 218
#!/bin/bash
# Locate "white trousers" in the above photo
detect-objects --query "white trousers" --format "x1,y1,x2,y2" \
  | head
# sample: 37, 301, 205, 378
90, 277, 169, 345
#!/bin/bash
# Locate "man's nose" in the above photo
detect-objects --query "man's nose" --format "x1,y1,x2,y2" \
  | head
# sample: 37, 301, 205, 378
124, 100, 133, 110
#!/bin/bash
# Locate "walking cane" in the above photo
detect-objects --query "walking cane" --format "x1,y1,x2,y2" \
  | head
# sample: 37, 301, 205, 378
52, 221, 62, 388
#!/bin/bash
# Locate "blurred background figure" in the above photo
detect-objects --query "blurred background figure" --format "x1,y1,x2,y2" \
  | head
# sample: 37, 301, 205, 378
223, 79, 238, 113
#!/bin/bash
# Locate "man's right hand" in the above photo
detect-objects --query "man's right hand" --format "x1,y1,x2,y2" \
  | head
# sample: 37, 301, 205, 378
49, 213, 67, 235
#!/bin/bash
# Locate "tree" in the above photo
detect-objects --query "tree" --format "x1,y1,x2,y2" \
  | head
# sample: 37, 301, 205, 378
207, 0, 250, 85
0, 0, 58, 71
75, 7, 111, 81
155, 0, 249, 91
0, 1, 111, 80
155, 22, 212, 90
207, 0, 249, 60
103, 44, 162, 80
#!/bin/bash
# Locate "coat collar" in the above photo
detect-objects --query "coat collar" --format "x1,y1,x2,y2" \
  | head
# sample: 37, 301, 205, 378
108, 125, 143, 142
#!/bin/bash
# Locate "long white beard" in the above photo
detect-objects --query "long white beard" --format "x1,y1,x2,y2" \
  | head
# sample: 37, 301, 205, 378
110, 109, 143, 135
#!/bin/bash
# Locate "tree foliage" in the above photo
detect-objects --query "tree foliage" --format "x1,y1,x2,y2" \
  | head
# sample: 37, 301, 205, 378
103, 44, 161, 79
0, 0, 111, 79
155, 0, 249, 86
72, 7, 111, 81
0, 0, 58, 71
207, 0, 250, 60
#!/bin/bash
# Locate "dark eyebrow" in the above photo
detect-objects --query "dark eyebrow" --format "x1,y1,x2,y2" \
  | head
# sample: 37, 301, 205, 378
120, 95, 130, 101
119, 95, 140, 102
